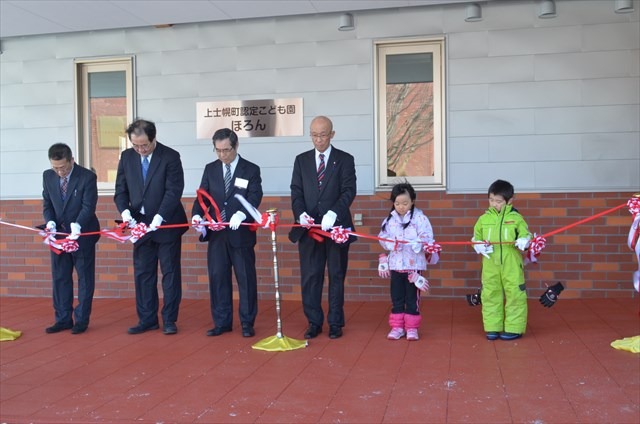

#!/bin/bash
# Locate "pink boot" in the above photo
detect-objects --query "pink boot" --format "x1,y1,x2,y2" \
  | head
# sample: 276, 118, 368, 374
387, 313, 405, 340
404, 314, 422, 341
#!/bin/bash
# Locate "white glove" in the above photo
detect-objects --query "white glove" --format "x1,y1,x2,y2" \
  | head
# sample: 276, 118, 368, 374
515, 237, 531, 251
191, 214, 207, 237
378, 254, 390, 278
121, 209, 137, 227
321, 210, 337, 231
409, 240, 423, 254
69, 222, 81, 240
473, 240, 493, 259
149, 214, 163, 231
46, 221, 56, 232
299, 212, 314, 228
408, 272, 429, 292
229, 211, 246, 230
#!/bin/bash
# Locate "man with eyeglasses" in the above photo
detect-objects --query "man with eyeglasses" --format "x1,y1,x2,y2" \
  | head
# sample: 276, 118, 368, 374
42, 143, 100, 334
191, 128, 263, 337
289, 116, 357, 339
114, 119, 187, 335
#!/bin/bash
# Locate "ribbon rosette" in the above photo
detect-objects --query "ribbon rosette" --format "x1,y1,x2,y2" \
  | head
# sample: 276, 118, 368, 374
40, 232, 78, 254
627, 195, 640, 216
129, 222, 149, 243
424, 241, 442, 265
525, 234, 547, 265
423, 241, 442, 254
330, 226, 350, 244
61, 238, 79, 253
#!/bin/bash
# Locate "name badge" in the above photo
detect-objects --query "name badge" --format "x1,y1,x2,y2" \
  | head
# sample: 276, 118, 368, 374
235, 177, 249, 189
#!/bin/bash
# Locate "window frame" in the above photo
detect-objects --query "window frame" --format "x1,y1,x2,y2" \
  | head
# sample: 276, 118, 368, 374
74, 56, 135, 193
374, 37, 446, 190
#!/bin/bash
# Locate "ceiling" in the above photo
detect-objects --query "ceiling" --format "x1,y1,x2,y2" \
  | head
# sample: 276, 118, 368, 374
0, 0, 471, 39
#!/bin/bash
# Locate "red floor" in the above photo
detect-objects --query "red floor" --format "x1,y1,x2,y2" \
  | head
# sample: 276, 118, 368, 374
0, 296, 638, 423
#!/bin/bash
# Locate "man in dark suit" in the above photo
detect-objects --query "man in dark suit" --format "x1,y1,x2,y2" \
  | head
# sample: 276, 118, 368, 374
114, 119, 187, 335
289, 116, 357, 339
192, 128, 263, 338
42, 143, 100, 334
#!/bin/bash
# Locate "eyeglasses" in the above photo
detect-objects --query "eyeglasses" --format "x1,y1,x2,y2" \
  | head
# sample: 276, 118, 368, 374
311, 133, 331, 140
131, 141, 153, 151
214, 147, 235, 154
51, 162, 72, 173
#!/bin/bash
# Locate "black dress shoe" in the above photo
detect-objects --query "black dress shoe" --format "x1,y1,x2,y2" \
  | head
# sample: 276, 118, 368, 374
45, 322, 73, 334
241, 324, 255, 337
304, 324, 322, 339
329, 326, 343, 339
163, 322, 178, 335
127, 323, 159, 334
206, 326, 232, 337
71, 323, 88, 334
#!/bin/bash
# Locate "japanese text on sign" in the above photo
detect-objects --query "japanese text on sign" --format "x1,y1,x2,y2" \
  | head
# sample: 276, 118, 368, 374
196, 98, 303, 139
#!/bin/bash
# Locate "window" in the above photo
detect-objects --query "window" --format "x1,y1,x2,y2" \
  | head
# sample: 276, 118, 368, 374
375, 38, 445, 189
75, 57, 134, 192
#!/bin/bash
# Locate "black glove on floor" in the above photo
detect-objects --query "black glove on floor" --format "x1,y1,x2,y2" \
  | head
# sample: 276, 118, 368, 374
466, 289, 481, 306
540, 282, 564, 307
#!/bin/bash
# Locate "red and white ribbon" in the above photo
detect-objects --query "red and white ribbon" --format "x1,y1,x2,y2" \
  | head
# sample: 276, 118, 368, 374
60, 239, 79, 253
423, 241, 442, 265
525, 234, 547, 265
101, 224, 132, 243
206, 220, 225, 232
330, 226, 350, 244
628, 214, 640, 292
233, 193, 275, 231
129, 222, 149, 243
197, 188, 223, 224
260, 212, 279, 231
627, 195, 640, 217
423, 241, 442, 254
41, 232, 79, 254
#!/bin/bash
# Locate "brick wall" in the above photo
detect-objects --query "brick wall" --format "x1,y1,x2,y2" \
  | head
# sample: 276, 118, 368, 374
1, 191, 637, 300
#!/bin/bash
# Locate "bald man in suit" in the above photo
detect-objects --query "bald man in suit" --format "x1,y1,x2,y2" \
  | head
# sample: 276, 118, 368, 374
42, 143, 100, 334
114, 119, 187, 335
289, 116, 357, 339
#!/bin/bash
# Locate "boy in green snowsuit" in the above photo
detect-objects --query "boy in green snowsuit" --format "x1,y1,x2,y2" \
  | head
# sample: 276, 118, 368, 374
472, 180, 531, 341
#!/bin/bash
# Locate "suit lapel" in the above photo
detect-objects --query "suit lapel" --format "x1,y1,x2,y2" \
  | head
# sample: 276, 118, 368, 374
143, 143, 161, 192
50, 173, 65, 212
62, 173, 79, 211
226, 158, 243, 199
211, 160, 225, 205
317, 149, 338, 195
303, 151, 318, 189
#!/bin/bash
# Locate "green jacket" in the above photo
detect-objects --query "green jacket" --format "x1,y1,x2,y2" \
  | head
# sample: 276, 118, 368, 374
473, 204, 531, 264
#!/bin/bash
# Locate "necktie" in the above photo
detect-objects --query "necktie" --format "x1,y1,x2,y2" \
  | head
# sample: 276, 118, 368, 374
221, 164, 232, 221
317, 153, 325, 189
224, 164, 232, 194
61, 176, 68, 201
142, 156, 149, 183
